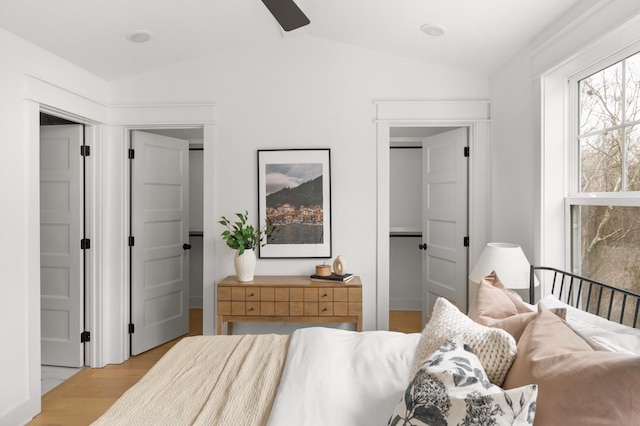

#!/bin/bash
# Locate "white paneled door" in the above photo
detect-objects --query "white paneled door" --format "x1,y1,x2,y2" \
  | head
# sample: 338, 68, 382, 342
421, 128, 468, 317
131, 131, 190, 356
40, 124, 84, 367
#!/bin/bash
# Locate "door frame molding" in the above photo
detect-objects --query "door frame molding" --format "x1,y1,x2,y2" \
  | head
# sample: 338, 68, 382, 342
37, 104, 102, 368
374, 100, 490, 329
118, 111, 216, 360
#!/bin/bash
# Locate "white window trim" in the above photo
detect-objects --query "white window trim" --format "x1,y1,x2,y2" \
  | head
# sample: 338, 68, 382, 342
567, 193, 640, 206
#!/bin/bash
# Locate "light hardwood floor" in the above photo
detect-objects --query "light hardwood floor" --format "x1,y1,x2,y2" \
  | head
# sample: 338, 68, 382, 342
389, 310, 423, 333
28, 309, 421, 425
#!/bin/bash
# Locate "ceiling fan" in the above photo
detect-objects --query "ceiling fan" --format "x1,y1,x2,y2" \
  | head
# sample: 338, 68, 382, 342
261, 0, 310, 32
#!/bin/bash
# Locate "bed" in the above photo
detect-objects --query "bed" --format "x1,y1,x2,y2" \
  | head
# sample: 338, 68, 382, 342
92, 267, 640, 426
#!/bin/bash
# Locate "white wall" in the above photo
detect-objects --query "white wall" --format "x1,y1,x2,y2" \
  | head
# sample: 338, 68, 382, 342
488, 49, 536, 259
110, 35, 490, 334
0, 28, 109, 425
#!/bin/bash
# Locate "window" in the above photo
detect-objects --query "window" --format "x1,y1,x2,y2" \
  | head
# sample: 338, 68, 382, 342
569, 50, 640, 309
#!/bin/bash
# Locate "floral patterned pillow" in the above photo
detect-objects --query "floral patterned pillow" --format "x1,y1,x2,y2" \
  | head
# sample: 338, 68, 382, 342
389, 335, 537, 426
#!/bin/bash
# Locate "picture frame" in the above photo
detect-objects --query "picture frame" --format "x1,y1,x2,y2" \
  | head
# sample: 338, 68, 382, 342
257, 149, 331, 258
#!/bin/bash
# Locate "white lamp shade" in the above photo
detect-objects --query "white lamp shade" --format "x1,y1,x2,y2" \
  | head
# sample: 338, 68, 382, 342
469, 242, 536, 290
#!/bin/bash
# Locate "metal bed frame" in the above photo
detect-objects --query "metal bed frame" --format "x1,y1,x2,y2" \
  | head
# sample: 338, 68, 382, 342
530, 266, 640, 328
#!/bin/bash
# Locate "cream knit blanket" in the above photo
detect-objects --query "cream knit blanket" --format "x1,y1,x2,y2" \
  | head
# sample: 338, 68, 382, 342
92, 334, 290, 426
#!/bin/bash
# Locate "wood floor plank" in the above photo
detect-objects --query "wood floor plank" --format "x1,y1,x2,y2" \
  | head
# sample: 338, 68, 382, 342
389, 310, 423, 333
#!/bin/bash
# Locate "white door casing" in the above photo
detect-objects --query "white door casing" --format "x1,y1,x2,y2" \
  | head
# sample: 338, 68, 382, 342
131, 130, 190, 355
40, 124, 84, 367
422, 128, 469, 316
375, 101, 490, 331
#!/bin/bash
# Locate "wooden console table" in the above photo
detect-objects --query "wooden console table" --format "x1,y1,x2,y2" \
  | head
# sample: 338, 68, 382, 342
216, 275, 363, 335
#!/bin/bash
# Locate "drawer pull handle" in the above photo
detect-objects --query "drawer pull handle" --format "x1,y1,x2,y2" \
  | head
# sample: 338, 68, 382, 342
248, 307, 254, 311
322, 308, 328, 312
322, 294, 327, 298
249, 293, 254, 297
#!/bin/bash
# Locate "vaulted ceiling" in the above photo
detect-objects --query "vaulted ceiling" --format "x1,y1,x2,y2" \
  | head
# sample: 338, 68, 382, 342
0, 0, 582, 81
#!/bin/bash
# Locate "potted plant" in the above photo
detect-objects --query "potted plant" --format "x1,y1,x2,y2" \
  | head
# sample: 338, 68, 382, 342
219, 210, 274, 281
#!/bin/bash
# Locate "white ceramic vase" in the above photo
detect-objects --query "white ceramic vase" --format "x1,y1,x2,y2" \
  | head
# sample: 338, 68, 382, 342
234, 248, 256, 282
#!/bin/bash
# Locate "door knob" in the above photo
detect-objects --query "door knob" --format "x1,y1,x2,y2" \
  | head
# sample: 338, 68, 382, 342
418, 243, 427, 250
183, 243, 192, 250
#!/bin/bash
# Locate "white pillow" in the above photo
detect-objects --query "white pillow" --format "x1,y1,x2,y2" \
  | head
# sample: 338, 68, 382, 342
410, 297, 517, 385
390, 335, 537, 426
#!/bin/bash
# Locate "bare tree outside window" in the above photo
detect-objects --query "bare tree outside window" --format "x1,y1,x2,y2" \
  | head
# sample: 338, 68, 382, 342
575, 51, 640, 324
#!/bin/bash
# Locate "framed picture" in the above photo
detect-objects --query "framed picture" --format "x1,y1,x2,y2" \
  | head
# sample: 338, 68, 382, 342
258, 149, 331, 258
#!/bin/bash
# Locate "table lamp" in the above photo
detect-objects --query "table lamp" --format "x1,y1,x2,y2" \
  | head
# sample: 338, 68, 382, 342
468, 242, 538, 303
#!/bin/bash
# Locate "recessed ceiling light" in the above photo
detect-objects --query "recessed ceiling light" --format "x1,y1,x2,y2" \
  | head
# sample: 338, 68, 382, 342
126, 30, 152, 43
420, 24, 448, 37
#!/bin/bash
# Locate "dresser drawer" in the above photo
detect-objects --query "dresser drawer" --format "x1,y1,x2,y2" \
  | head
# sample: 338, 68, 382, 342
246, 301, 260, 315
319, 302, 333, 316
216, 276, 363, 335
245, 288, 260, 301
319, 288, 333, 301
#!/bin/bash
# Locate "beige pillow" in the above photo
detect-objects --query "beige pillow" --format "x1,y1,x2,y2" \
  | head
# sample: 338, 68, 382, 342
503, 305, 640, 426
469, 271, 565, 341
410, 297, 517, 385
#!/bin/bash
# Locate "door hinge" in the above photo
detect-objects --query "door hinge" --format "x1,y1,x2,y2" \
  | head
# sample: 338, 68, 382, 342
464, 146, 470, 157
80, 145, 90, 157
128, 148, 135, 159
463, 236, 469, 247
80, 331, 91, 343
128, 323, 135, 334
81, 238, 91, 250
128, 236, 135, 247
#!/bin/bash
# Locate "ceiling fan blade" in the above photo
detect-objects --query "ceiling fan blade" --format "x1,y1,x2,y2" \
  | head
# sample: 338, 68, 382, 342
261, 0, 310, 32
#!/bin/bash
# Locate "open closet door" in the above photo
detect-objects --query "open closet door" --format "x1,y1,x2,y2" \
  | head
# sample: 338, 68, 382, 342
421, 128, 468, 317
40, 124, 84, 367
130, 131, 190, 355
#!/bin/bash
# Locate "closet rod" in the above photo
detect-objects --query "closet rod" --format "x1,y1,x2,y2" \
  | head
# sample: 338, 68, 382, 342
389, 233, 422, 238
189, 231, 203, 237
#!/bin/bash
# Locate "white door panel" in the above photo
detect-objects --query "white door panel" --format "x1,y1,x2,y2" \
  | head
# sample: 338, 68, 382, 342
422, 128, 468, 317
131, 131, 189, 356
40, 124, 84, 367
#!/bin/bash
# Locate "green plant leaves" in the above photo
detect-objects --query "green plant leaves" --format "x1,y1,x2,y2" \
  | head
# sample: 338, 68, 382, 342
219, 210, 275, 254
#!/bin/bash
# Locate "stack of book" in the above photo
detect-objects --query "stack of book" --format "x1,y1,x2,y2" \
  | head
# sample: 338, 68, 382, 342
310, 273, 355, 282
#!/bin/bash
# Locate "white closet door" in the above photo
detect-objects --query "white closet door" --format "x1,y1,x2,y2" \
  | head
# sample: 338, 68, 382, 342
40, 124, 84, 367
422, 128, 468, 316
131, 131, 190, 356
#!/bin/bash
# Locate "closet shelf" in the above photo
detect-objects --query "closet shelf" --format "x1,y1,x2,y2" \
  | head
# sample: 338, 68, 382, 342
390, 227, 421, 237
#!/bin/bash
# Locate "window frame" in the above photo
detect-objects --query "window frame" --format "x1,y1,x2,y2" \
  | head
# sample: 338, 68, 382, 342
537, 8, 640, 297
566, 45, 640, 278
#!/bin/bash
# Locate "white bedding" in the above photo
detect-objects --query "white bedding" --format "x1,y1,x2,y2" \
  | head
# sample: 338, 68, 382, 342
267, 327, 420, 426
540, 294, 640, 354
